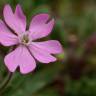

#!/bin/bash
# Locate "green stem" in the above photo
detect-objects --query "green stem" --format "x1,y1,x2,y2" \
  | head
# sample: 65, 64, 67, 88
0, 71, 13, 94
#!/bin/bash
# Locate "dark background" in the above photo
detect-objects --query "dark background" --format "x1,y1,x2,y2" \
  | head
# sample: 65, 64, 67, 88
0, 0, 96, 96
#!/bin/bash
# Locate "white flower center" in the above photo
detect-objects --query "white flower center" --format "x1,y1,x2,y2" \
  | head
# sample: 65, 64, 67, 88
19, 33, 31, 45
22, 34, 29, 44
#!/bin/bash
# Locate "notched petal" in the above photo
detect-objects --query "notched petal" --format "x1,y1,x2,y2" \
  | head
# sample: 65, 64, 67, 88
29, 13, 55, 40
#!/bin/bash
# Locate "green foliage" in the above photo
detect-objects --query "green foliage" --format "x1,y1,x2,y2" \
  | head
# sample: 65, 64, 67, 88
0, 0, 96, 96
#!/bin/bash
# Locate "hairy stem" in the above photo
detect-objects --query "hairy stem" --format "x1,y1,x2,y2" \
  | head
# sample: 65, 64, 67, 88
0, 71, 13, 94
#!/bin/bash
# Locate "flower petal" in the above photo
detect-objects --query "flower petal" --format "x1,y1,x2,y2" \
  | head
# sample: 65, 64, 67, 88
4, 45, 36, 74
29, 44, 57, 63
29, 14, 55, 40
15, 4, 26, 31
0, 20, 18, 46
3, 4, 26, 35
32, 40, 63, 54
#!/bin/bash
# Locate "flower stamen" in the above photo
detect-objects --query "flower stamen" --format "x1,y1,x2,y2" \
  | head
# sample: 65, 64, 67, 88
21, 34, 29, 44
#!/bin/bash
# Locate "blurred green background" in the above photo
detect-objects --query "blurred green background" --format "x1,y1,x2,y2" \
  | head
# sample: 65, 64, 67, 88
0, 0, 96, 96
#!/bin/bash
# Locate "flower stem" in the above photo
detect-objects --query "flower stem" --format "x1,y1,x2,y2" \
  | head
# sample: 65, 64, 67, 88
0, 71, 13, 94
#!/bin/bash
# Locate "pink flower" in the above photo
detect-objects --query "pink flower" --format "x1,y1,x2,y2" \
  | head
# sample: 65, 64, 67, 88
0, 4, 63, 74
